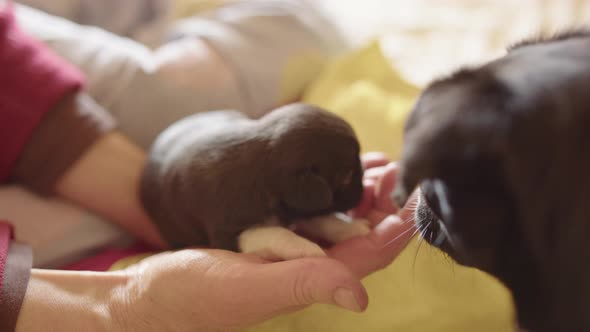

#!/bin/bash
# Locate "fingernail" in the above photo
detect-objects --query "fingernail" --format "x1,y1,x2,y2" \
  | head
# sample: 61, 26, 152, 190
333, 288, 362, 312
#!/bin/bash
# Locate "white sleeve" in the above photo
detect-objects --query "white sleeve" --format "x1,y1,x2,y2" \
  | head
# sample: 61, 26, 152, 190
14, 3, 244, 148
15, 0, 171, 38
14, 1, 349, 148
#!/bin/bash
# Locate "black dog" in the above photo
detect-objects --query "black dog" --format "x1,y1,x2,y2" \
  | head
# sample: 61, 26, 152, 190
393, 31, 590, 332
140, 103, 363, 251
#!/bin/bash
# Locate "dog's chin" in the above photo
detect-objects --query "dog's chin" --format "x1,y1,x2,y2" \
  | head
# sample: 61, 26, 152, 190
413, 193, 476, 267
414, 195, 457, 256
414, 192, 559, 332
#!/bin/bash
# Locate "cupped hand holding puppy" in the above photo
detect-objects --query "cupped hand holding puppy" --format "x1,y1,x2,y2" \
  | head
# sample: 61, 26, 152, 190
111, 153, 415, 332
18, 153, 415, 332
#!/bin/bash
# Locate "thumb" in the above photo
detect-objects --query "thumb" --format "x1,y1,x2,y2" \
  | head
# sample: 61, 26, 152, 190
246, 257, 368, 314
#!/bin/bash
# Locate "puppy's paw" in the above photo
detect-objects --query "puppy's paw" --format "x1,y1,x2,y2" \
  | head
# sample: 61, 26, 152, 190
297, 213, 371, 244
238, 225, 326, 261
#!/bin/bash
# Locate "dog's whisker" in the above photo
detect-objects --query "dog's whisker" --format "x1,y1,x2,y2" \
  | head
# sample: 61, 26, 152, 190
408, 228, 422, 242
401, 210, 416, 222
381, 223, 420, 248
415, 220, 429, 237
412, 221, 431, 280
402, 220, 415, 228
412, 228, 423, 238
412, 220, 432, 261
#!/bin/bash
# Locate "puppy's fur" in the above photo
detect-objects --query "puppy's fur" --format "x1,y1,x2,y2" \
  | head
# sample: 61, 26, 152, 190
140, 103, 364, 251
393, 31, 590, 331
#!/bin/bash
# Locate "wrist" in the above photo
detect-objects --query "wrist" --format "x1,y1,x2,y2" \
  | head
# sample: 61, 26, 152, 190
16, 269, 131, 332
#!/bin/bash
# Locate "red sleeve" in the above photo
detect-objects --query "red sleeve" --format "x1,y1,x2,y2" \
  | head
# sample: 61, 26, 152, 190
0, 220, 31, 332
0, 222, 11, 293
0, 6, 85, 182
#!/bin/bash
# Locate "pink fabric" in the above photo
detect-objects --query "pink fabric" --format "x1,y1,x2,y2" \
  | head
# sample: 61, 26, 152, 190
0, 6, 84, 182
0, 221, 14, 304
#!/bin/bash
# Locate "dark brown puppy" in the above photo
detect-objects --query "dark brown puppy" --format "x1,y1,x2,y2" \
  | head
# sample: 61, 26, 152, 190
393, 31, 590, 332
140, 103, 363, 251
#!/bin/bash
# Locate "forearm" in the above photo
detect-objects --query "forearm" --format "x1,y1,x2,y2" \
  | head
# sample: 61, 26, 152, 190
16, 269, 129, 332
0, 6, 165, 248
11, 91, 166, 249
55, 130, 166, 249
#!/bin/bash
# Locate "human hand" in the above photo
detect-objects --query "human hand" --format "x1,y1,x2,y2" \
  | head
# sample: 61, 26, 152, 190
116, 248, 367, 332
352, 152, 406, 220
240, 152, 418, 278
326, 152, 418, 278
15, 152, 418, 332
15, 248, 364, 332
109, 152, 418, 332
239, 151, 418, 277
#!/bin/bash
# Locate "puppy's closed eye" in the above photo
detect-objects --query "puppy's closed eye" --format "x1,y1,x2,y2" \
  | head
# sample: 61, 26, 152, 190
281, 167, 334, 213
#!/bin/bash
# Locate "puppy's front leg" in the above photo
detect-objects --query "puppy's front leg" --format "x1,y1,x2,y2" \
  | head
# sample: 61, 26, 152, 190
238, 225, 326, 261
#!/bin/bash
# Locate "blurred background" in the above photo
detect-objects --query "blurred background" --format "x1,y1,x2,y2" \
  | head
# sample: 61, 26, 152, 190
314, 0, 590, 86
7, 0, 590, 331
16, 0, 590, 85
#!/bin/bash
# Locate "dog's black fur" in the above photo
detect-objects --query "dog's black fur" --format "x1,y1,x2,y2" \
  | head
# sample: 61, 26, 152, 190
393, 31, 590, 331
140, 103, 363, 251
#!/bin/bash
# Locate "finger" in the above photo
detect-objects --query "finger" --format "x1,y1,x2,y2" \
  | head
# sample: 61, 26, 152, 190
374, 162, 399, 214
365, 210, 389, 227
361, 152, 389, 170
327, 214, 416, 278
243, 257, 368, 315
361, 169, 415, 226
349, 179, 376, 218
364, 165, 387, 181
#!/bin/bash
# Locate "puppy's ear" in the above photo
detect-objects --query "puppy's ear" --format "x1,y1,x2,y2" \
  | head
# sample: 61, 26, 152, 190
282, 169, 333, 213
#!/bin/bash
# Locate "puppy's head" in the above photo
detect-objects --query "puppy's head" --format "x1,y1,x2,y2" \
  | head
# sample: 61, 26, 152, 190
393, 31, 590, 331
263, 103, 363, 220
